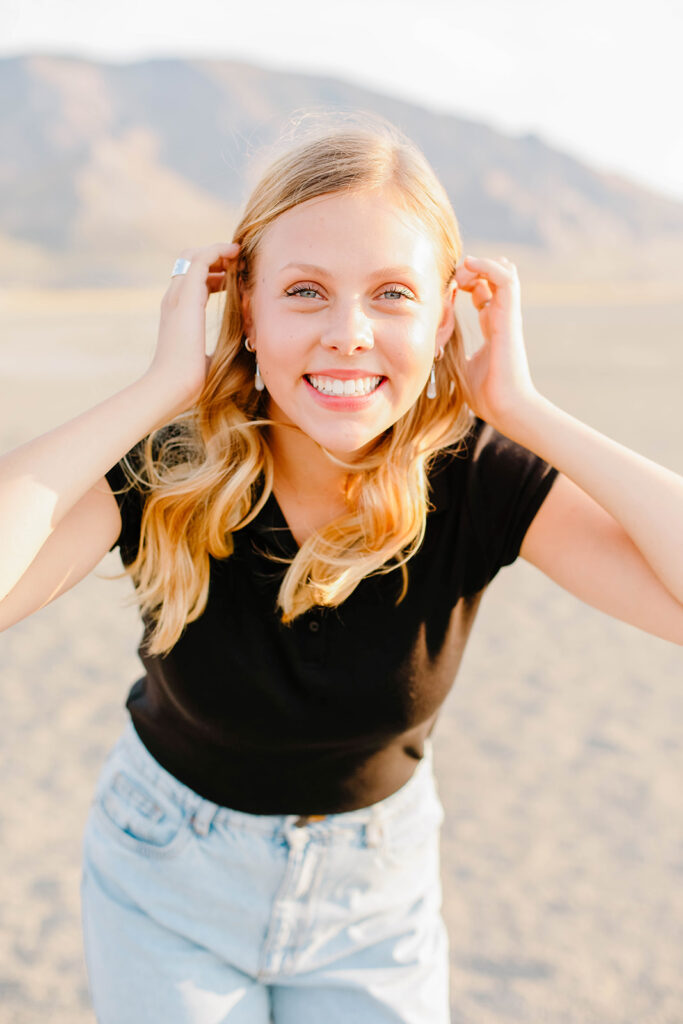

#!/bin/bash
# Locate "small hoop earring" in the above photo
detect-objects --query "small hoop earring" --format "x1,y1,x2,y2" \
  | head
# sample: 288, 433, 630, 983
244, 336, 255, 353
254, 362, 265, 392
426, 362, 437, 400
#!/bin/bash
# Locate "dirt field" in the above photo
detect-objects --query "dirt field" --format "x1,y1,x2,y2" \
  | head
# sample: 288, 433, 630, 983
1, 282, 682, 1023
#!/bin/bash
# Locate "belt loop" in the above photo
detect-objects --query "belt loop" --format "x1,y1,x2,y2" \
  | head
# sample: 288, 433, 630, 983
190, 798, 219, 837
365, 807, 384, 848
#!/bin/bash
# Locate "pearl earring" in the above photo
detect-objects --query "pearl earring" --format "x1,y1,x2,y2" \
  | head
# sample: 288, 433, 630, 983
244, 337, 265, 392
426, 363, 437, 399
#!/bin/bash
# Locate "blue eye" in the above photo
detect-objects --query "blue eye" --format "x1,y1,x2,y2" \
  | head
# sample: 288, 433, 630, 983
286, 284, 320, 298
285, 283, 414, 300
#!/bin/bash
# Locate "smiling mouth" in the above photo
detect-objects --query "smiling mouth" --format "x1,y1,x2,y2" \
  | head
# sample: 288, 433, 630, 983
305, 374, 384, 397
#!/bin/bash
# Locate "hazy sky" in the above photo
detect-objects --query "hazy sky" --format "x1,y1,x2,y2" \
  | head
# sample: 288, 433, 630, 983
5, 0, 683, 203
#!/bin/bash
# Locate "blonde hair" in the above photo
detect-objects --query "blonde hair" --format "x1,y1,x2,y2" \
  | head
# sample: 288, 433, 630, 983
107, 110, 474, 656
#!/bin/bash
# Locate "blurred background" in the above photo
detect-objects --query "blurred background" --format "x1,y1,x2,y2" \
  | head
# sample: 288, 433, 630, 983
1, 2, 682, 1021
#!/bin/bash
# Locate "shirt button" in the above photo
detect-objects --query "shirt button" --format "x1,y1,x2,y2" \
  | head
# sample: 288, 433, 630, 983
308, 620, 320, 633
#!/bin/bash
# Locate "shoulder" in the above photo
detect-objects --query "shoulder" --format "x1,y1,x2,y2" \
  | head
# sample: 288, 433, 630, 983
427, 415, 500, 512
106, 422, 195, 493
429, 415, 557, 499
427, 414, 559, 557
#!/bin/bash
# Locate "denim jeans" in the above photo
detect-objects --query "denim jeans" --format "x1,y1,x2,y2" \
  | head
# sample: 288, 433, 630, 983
80, 721, 450, 1023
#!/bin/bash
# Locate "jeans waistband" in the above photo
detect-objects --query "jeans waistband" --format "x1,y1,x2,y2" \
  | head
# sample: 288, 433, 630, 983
111, 720, 438, 842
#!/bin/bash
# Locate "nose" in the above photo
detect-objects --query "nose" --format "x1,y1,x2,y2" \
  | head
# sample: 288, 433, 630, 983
319, 302, 374, 355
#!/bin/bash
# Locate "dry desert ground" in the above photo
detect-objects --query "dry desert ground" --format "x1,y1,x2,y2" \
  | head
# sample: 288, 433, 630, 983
1, 277, 682, 1023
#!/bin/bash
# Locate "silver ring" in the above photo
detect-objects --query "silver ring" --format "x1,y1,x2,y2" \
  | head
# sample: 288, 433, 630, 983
171, 257, 191, 277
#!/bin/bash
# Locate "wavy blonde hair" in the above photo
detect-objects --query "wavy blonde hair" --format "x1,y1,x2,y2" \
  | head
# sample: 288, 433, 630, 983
107, 110, 474, 656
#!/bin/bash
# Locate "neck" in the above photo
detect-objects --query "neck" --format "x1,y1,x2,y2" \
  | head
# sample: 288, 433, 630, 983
266, 424, 358, 546
268, 422, 349, 503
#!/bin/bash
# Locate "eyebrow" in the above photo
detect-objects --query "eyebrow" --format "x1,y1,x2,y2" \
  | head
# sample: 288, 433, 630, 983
278, 262, 424, 281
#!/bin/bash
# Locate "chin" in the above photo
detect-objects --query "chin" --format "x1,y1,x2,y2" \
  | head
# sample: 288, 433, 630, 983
304, 408, 401, 456
314, 432, 377, 458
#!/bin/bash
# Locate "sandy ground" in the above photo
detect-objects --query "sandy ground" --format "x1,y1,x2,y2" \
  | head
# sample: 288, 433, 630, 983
0, 284, 682, 1023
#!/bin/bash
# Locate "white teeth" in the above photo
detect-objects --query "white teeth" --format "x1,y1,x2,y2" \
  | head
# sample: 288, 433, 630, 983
307, 374, 382, 397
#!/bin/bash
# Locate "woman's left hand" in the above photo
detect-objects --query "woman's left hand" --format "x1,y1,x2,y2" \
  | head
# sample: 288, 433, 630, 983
454, 255, 540, 431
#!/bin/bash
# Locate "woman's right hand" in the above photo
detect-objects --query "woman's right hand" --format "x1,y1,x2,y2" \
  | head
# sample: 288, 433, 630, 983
145, 241, 241, 412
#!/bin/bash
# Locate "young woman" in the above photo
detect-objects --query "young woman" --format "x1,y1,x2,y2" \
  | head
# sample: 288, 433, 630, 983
1, 112, 681, 1023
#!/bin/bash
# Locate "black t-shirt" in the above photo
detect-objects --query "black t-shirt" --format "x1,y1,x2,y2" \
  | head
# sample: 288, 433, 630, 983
105, 415, 559, 814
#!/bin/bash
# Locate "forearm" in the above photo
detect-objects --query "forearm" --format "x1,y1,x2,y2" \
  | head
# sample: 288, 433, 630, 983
499, 393, 683, 604
0, 371, 190, 600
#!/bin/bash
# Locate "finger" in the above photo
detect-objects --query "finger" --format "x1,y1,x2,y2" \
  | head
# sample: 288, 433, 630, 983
456, 255, 513, 283
471, 280, 493, 309
454, 262, 497, 292
208, 247, 241, 273
174, 242, 241, 277
166, 244, 241, 299
192, 241, 241, 261
464, 254, 517, 288
206, 272, 229, 294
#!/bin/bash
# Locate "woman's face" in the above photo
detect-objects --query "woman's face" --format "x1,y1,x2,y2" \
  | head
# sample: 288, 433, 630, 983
241, 188, 457, 457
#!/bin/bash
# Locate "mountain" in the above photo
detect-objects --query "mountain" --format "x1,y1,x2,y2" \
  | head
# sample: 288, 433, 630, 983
2, 54, 683, 287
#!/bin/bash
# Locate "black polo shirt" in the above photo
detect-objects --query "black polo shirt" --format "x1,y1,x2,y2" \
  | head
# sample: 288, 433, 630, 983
105, 415, 559, 814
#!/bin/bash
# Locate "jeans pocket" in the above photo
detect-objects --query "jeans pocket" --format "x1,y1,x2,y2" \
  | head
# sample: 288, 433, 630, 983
94, 768, 192, 858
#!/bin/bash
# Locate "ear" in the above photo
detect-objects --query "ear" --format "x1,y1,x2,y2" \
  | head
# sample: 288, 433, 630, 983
240, 284, 253, 337
435, 279, 458, 352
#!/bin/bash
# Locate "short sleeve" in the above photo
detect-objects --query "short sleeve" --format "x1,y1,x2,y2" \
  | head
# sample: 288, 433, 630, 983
105, 442, 147, 565
463, 417, 559, 588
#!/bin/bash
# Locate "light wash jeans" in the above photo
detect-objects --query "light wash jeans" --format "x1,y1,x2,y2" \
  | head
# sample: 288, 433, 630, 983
80, 721, 450, 1023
